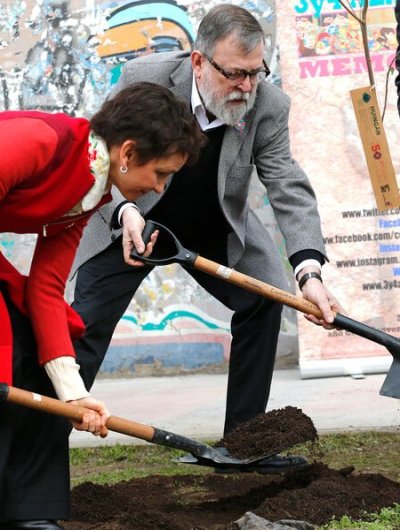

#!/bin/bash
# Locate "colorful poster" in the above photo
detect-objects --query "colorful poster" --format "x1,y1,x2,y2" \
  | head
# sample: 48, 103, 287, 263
296, 0, 397, 79
278, 0, 400, 378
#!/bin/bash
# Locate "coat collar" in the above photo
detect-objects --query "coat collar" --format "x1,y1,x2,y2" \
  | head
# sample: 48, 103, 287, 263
169, 55, 193, 103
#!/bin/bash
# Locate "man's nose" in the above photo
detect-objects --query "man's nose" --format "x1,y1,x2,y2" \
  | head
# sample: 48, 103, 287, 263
237, 75, 253, 92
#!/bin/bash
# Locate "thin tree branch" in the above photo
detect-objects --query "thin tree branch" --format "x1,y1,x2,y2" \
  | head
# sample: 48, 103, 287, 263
338, 0, 375, 86
337, 0, 362, 23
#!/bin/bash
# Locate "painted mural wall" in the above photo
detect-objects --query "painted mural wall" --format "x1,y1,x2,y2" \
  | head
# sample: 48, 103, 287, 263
0, 0, 298, 376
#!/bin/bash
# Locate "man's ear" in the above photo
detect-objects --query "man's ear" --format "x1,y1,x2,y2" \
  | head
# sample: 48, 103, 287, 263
191, 50, 203, 78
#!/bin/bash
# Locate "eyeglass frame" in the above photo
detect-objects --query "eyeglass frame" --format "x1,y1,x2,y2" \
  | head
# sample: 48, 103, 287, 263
204, 54, 270, 84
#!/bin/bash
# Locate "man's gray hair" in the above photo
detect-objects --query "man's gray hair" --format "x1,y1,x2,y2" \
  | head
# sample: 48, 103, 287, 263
193, 4, 265, 57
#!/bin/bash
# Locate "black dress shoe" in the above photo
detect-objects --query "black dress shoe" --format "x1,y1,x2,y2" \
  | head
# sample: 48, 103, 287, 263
213, 448, 309, 474
0, 520, 65, 529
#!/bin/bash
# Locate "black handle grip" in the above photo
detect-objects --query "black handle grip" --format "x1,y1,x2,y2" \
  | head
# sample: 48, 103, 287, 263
130, 220, 198, 267
141, 220, 156, 247
152, 427, 210, 454
0, 383, 10, 402
334, 313, 400, 358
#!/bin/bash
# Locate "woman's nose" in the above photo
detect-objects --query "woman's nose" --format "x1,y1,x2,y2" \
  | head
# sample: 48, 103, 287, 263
154, 181, 166, 194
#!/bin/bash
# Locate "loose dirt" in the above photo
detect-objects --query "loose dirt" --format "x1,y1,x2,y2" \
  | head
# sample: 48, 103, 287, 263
217, 406, 318, 459
63, 407, 400, 529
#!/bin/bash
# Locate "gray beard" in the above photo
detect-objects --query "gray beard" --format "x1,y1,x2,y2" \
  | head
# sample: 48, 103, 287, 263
199, 76, 257, 126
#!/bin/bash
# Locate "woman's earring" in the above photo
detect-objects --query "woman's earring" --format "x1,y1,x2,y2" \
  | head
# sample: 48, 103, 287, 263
119, 166, 128, 174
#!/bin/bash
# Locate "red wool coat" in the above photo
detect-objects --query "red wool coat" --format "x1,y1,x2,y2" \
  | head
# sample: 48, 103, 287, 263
0, 111, 112, 384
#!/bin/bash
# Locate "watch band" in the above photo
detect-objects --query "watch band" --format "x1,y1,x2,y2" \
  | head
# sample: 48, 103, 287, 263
298, 272, 323, 291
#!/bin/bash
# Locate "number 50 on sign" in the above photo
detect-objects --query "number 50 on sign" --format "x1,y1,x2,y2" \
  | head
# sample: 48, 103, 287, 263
350, 86, 400, 211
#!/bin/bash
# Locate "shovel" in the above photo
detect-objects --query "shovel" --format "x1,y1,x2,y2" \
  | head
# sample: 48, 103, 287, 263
131, 220, 400, 399
0, 382, 282, 469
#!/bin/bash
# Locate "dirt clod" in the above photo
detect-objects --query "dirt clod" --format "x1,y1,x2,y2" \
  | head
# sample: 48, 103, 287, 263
217, 407, 318, 459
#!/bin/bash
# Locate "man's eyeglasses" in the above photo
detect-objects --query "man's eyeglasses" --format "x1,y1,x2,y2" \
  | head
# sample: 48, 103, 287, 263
205, 55, 270, 84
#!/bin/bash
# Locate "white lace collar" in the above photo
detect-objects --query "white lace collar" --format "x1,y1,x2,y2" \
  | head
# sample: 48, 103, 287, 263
83, 131, 111, 211
66, 131, 111, 216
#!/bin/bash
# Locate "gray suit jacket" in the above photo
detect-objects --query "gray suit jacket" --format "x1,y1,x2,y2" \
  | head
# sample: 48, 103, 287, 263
72, 52, 327, 290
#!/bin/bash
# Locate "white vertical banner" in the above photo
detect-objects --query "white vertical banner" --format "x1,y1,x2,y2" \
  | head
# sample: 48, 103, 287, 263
277, 0, 400, 377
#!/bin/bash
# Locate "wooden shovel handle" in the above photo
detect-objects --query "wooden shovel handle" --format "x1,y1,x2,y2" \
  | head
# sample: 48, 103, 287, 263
194, 256, 325, 319
4, 385, 156, 442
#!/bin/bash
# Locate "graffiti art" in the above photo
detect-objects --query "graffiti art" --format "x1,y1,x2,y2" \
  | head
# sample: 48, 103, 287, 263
97, 0, 194, 84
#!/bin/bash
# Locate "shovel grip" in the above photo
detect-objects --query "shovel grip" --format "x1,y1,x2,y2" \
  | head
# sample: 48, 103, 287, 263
194, 256, 323, 318
1, 384, 156, 442
194, 258, 400, 357
152, 427, 209, 453
4, 384, 85, 422
131, 220, 198, 266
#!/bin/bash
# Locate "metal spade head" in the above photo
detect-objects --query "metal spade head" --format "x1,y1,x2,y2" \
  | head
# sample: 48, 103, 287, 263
152, 428, 279, 469
176, 445, 278, 469
380, 357, 400, 399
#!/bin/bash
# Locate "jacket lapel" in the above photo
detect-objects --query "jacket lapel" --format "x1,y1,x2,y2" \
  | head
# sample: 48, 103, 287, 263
218, 105, 254, 202
169, 55, 192, 104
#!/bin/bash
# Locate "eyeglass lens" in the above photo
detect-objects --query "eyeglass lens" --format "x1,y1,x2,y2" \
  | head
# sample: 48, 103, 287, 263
229, 70, 267, 82
206, 55, 269, 84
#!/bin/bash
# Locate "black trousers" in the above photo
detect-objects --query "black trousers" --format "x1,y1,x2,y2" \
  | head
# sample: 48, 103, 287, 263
73, 236, 282, 435
0, 291, 71, 522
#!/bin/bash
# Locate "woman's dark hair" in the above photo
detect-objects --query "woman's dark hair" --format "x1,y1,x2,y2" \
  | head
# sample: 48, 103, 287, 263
90, 82, 205, 165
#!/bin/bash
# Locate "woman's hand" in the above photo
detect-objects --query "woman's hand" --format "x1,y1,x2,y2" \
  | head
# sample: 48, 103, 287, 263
67, 396, 110, 437
121, 206, 159, 266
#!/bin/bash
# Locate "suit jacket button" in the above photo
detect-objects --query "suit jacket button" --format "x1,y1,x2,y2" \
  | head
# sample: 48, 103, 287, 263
111, 234, 116, 241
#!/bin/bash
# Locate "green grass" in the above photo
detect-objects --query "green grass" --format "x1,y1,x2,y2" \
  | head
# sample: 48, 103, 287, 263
300, 431, 400, 483
70, 443, 208, 486
320, 504, 400, 529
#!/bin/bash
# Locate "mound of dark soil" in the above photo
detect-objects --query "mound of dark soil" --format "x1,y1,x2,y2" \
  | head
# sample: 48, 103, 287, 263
217, 407, 318, 459
64, 464, 400, 530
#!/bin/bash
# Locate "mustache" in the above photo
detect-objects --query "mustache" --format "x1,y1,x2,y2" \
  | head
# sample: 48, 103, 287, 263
225, 91, 251, 102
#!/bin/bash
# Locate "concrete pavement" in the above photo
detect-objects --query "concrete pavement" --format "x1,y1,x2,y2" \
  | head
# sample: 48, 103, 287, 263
69, 368, 400, 447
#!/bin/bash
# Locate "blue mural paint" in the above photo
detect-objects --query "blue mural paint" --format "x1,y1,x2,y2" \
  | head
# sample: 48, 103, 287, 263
98, 0, 194, 84
122, 309, 230, 332
106, 0, 194, 39
102, 342, 225, 372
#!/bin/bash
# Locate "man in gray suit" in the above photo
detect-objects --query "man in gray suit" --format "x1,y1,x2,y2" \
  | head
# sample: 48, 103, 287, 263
72, 4, 342, 473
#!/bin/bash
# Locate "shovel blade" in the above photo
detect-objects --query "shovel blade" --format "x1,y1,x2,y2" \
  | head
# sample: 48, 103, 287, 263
176, 454, 271, 469
379, 358, 400, 398
176, 446, 278, 469
152, 428, 271, 468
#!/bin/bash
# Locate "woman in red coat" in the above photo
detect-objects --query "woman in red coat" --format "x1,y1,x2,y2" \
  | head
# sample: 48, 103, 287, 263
0, 82, 203, 530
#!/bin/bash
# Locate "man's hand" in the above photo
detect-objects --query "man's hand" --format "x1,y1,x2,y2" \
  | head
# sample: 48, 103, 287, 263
121, 206, 159, 266
67, 396, 110, 438
297, 267, 346, 330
